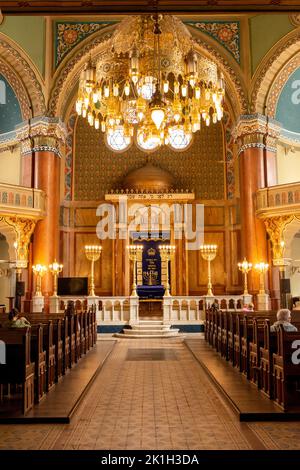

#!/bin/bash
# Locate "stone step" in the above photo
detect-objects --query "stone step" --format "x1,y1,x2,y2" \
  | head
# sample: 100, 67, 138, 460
138, 320, 164, 325
114, 330, 180, 339
124, 328, 178, 335
131, 324, 170, 330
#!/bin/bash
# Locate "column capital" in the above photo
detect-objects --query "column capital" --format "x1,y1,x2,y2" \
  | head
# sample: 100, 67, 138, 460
233, 114, 281, 155
16, 116, 67, 157
263, 215, 295, 263
2, 216, 36, 268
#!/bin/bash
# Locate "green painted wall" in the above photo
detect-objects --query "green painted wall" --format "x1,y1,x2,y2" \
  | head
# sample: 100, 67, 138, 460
250, 15, 294, 74
0, 16, 45, 76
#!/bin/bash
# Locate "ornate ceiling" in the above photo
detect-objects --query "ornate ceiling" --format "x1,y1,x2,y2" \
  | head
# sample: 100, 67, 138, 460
1, 1, 300, 13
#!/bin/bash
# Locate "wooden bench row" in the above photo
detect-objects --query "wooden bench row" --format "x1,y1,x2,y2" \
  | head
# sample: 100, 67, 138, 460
205, 309, 300, 411
0, 308, 97, 414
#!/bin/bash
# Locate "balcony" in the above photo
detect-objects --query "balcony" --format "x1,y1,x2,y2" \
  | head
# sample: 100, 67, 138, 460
256, 182, 300, 218
0, 183, 46, 219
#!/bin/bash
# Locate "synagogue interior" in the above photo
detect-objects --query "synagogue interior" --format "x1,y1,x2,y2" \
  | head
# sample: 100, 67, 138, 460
1, 0, 300, 452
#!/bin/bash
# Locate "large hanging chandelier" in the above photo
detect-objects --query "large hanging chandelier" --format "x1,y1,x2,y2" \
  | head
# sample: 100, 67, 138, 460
76, 14, 225, 153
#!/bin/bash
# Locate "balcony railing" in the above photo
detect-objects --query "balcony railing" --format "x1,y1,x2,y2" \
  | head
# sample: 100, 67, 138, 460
256, 182, 300, 217
0, 182, 46, 218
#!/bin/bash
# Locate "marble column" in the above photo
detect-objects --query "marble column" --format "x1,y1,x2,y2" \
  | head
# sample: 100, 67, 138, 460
234, 114, 280, 296
18, 118, 66, 306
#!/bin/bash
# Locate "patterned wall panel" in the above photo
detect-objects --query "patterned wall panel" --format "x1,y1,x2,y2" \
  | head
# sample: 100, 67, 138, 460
186, 21, 240, 63
54, 20, 240, 69
74, 117, 225, 201
55, 21, 117, 67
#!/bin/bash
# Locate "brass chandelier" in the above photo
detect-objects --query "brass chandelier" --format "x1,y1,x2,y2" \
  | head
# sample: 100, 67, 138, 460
76, 14, 225, 153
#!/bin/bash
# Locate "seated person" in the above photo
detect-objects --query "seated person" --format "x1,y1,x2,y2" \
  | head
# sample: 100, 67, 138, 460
6, 308, 31, 328
242, 302, 254, 312
270, 308, 298, 332
211, 299, 219, 311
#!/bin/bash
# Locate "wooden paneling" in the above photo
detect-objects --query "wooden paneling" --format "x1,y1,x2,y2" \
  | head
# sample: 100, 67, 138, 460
75, 208, 99, 228
204, 206, 225, 226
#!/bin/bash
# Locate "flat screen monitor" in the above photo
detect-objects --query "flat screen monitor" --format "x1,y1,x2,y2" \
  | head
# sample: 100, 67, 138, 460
57, 277, 88, 296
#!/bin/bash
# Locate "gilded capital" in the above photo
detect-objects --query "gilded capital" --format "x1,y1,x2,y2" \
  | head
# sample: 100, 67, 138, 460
16, 117, 67, 157
263, 215, 295, 262
233, 114, 281, 155
3, 216, 36, 268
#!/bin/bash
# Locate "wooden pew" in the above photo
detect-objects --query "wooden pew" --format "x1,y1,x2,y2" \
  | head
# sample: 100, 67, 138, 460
30, 324, 47, 402
242, 312, 277, 376
221, 311, 230, 360
259, 320, 278, 398
228, 312, 241, 365
0, 328, 35, 414
273, 326, 300, 411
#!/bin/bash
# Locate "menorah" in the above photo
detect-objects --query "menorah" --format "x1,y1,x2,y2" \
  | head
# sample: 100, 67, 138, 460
238, 258, 252, 295
159, 245, 175, 297
200, 244, 218, 296
127, 244, 143, 296
255, 262, 269, 295
49, 260, 63, 296
85, 245, 102, 297
32, 264, 48, 297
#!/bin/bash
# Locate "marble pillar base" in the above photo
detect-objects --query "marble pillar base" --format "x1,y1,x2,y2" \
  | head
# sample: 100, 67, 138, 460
129, 296, 139, 324
32, 295, 45, 313
163, 296, 172, 323
257, 293, 270, 311
242, 294, 253, 306
49, 295, 60, 314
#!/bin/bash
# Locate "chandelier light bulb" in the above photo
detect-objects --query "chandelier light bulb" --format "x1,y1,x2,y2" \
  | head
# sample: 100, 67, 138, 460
151, 107, 165, 129
163, 80, 169, 93
82, 108, 87, 118
113, 83, 119, 96
181, 84, 187, 97
94, 117, 100, 130
104, 85, 110, 98
124, 82, 130, 96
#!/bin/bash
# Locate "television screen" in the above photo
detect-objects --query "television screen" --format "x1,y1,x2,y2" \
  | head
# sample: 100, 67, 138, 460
57, 277, 88, 296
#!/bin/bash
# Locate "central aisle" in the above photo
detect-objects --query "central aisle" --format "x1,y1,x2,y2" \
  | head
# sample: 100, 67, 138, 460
0, 337, 278, 450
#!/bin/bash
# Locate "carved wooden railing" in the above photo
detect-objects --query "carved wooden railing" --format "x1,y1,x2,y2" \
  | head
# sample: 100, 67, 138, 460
0, 182, 46, 218
257, 182, 300, 217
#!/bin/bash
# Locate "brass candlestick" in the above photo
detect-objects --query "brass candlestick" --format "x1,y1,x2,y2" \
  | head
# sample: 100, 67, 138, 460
85, 245, 102, 296
49, 260, 63, 296
127, 245, 143, 296
238, 258, 252, 295
255, 262, 269, 295
32, 264, 48, 297
159, 244, 175, 297
200, 244, 218, 296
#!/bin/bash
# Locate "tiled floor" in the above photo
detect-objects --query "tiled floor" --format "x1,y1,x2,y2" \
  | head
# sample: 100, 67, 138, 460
0, 337, 300, 450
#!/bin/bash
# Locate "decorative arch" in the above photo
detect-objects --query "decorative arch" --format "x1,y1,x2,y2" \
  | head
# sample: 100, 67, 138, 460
0, 58, 31, 121
0, 33, 46, 117
49, 23, 247, 121
250, 28, 300, 115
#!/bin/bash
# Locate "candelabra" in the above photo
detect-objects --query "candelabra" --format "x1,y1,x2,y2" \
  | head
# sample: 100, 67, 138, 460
159, 244, 175, 297
127, 245, 144, 297
32, 264, 48, 297
85, 245, 102, 297
200, 244, 218, 296
49, 260, 63, 296
238, 258, 252, 295
255, 262, 269, 295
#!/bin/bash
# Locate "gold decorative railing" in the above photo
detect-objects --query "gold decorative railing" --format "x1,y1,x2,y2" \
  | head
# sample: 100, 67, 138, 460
256, 182, 300, 218
0, 182, 46, 218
